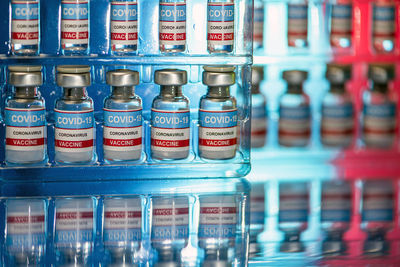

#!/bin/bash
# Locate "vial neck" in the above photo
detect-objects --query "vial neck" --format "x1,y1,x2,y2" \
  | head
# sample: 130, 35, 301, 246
371, 82, 388, 93
112, 86, 135, 99
14, 86, 38, 99
287, 84, 303, 94
207, 86, 231, 98
251, 84, 261, 94
160, 85, 183, 98
329, 84, 346, 94
63, 87, 88, 100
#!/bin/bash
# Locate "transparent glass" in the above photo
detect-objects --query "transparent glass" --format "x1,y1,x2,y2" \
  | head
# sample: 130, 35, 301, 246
159, 0, 186, 53
372, 1, 395, 54
251, 88, 267, 148
287, 0, 308, 48
253, 0, 264, 50
329, 0, 352, 49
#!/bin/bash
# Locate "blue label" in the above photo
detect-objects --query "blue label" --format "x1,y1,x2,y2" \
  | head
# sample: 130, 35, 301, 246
5, 108, 46, 127
6, 233, 45, 248
252, 105, 267, 119
322, 104, 353, 118
55, 230, 93, 243
111, 2, 137, 21
250, 212, 265, 225
254, 6, 264, 22
104, 109, 142, 128
279, 210, 308, 223
332, 4, 352, 19
288, 4, 308, 19
374, 5, 395, 21
104, 229, 141, 242
208, 3, 234, 22
199, 109, 238, 128
362, 209, 393, 222
55, 110, 94, 129
151, 225, 189, 241
151, 109, 190, 129
321, 210, 351, 222
280, 106, 310, 120
364, 103, 396, 117
12, 2, 39, 20
198, 224, 236, 239
61, 2, 89, 20
160, 2, 186, 22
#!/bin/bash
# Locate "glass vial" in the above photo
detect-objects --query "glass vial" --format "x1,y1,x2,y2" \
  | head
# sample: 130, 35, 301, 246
320, 181, 352, 255
110, 0, 138, 55
61, 0, 89, 55
278, 70, 310, 147
5, 65, 46, 165
151, 69, 190, 160
372, 1, 395, 53
251, 66, 267, 148
104, 69, 142, 162
321, 64, 354, 147
11, 0, 40, 55
54, 65, 95, 164
330, 0, 352, 49
363, 64, 396, 149
287, 1, 308, 48
199, 65, 237, 160
253, 0, 264, 50
6, 199, 46, 267
249, 183, 265, 257
159, 0, 186, 53
151, 196, 189, 267
207, 0, 234, 53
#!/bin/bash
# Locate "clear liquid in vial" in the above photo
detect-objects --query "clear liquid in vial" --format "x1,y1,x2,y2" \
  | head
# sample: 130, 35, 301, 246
207, 0, 234, 53
159, 0, 186, 53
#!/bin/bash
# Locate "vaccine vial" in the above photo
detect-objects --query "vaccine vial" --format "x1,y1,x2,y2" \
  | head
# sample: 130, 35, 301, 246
5, 65, 46, 165
207, 0, 234, 53
321, 64, 354, 147
110, 0, 138, 55
372, 1, 395, 53
199, 66, 237, 160
249, 183, 265, 257
330, 0, 352, 49
278, 182, 309, 253
55, 65, 95, 164
151, 196, 189, 266
279, 70, 310, 147
61, 0, 89, 55
104, 69, 142, 162
55, 198, 94, 267
159, 0, 186, 53
287, 1, 308, 48
198, 195, 237, 267
253, 0, 264, 50
6, 199, 46, 266
103, 197, 142, 267
361, 180, 394, 255
363, 64, 396, 149
251, 66, 267, 148
151, 69, 190, 160
11, 0, 40, 56
320, 181, 352, 255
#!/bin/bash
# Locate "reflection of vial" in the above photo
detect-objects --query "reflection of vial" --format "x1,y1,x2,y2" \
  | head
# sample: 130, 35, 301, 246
11, 0, 40, 55
278, 182, 309, 253
151, 69, 190, 160
361, 180, 394, 255
5, 66, 46, 164
330, 1, 352, 49
110, 0, 138, 55
103, 197, 142, 267
249, 183, 265, 256
279, 70, 310, 147
251, 66, 267, 148
151, 196, 189, 266
55, 65, 95, 164
55, 198, 94, 267
321, 64, 354, 147
6, 199, 46, 266
198, 195, 237, 267
253, 0, 264, 49
287, 1, 308, 48
159, 0, 186, 53
199, 66, 237, 160
207, 0, 234, 53
363, 64, 396, 149
61, 0, 89, 55
321, 181, 352, 255
104, 70, 142, 162
372, 1, 395, 53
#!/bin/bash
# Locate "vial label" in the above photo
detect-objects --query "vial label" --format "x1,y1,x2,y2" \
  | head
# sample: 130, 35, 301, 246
199, 203, 237, 240
151, 109, 190, 154
55, 109, 94, 153
11, 0, 39, 46
61, 0, 89, 47
279, 188, 309, 223
110, 1, 138, 50
104, 208, 142, 245
253, 4, 264, 47
151, 204, 189, 242
373, 3, 395, 51
287, 4, 308, 47
250, 191, 265, 226
103, 108, 142, 153
6, 211, 45, 249
363, 103, 396, 144
321, 185, 352, 223
362, 182, 393, 222
251, 104, 267, 147
279, 106, 310, 144
55, 208, 93, 244
5, 108, 46, 152
207, 2, 235, 47
321, 104, 353, 145
330, 4, 352, 47
159, 1, 186, 48
199, 109, 237, 154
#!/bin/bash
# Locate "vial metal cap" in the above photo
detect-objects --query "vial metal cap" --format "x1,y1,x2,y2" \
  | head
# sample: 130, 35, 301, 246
326, 64, 352, 84
154, 69, 187, 86
252, 66, 264, 85
57, 65, 91, 87
106, 69, 139, 87
8, 65, 43, 87
282, 70, 308, 84
203, 65, 236, 87
368, 64, 395, 83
